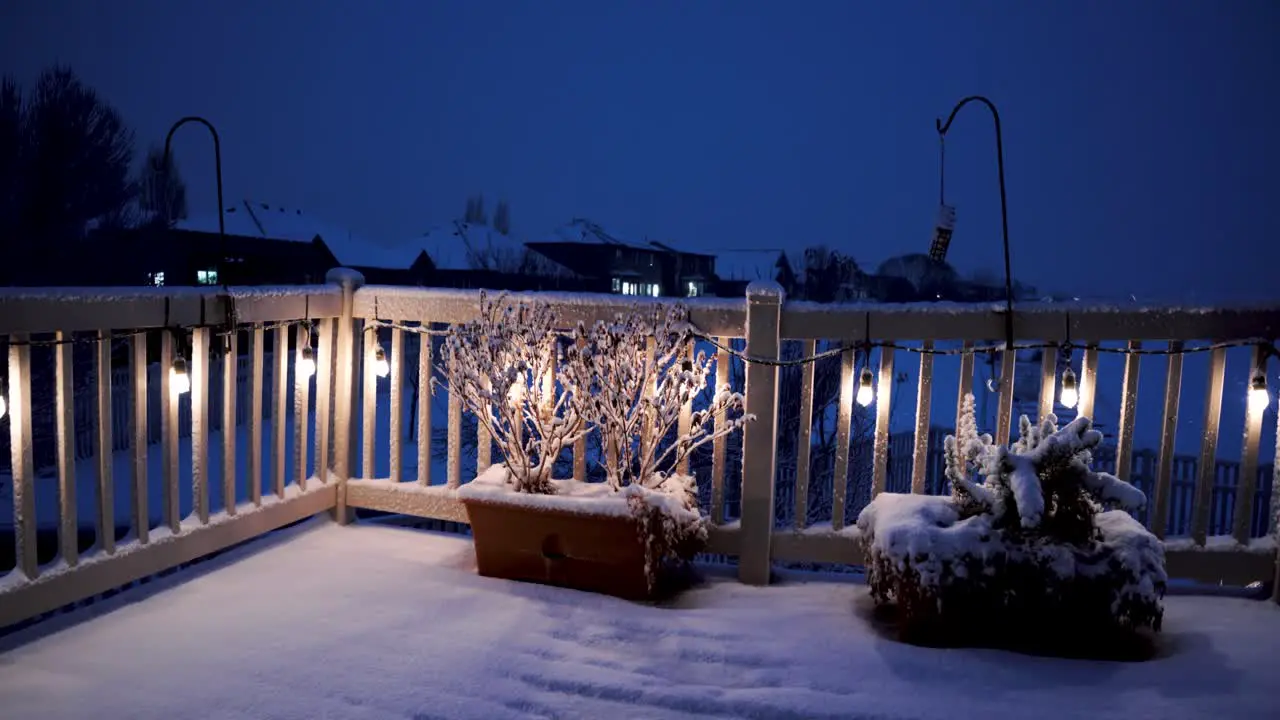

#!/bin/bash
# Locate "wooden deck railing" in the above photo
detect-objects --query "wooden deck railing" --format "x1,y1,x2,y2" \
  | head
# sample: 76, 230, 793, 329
0, 281, 349, 627
2, 272, 1278, 629
344, 281, 1280, 596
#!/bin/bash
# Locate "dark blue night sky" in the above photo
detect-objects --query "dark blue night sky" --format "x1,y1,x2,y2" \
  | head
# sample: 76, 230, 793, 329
4, 0, 1277, 303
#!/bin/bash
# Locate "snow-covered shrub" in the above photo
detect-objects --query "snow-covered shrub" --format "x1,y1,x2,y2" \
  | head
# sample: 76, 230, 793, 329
856, 394, 1167, 644
439, 292, 589, 494
562, 304, 753, 491
561, 304, 755, 574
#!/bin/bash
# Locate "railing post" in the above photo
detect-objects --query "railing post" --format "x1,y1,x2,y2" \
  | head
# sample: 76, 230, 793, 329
739, 281, 782, 585
328, 268, 364, 524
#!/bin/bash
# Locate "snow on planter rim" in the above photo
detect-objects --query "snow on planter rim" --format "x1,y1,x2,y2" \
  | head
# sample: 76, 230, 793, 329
457, 464, 701, 524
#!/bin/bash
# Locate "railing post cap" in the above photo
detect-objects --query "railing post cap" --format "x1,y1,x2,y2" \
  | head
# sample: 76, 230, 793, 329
746, 280, 785, 304
326, 267, 365, 289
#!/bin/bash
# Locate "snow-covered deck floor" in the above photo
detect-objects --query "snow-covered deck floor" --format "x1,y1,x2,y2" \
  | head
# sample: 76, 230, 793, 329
2, 520, 1276, 720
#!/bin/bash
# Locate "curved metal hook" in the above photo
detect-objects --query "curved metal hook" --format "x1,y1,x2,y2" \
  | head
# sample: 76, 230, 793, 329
934, 96, 1014, 351
936, 95, 1001, 137
162, 116, 224, 239
163, 115, 231, 351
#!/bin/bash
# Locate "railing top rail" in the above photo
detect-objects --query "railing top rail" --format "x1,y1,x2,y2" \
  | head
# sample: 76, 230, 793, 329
781, 300, 1280, 342
353, 285, 749, 338
0, 283, 343, 334
354, 284, 1280, 344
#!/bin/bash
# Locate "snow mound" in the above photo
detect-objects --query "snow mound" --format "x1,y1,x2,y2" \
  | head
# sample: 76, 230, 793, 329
2, 523, 1276, 720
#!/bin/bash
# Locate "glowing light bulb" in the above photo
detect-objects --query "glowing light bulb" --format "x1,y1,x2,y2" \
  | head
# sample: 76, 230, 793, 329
856, 367, 875, 407
171, 357, 191, 395
0, 392, 7, 420
298, 346, 316, 380
1248, 373, 1270, 415
1059, 367, 1078, 410
372, 345, 390, 378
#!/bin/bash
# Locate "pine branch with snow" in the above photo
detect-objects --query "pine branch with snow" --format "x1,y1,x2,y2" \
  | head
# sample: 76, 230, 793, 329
943, 393, 995, 517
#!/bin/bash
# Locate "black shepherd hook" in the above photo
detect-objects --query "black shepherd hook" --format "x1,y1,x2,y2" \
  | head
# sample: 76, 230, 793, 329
163, 116, 234, 351
936, 96, 1014, 351
162, 116, 225, 267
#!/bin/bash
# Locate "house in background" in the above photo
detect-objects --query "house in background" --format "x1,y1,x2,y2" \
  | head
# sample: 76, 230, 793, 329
75, 203, 329, 287
405, 219, 602, 292
524, 218, 715, 298
73, 204, 1040, 308
79, 200, 430, 288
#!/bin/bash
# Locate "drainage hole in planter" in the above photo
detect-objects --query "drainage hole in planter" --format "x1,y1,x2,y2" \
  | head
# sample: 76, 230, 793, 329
541, 535, 567, 562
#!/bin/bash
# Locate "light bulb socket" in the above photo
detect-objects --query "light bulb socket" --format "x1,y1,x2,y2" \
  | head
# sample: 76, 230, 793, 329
858, 367, 874, 389
374, 345, 387, 363
172, 357, 188, 375
1061, 367, 1077, 390
301, 346, 315, 362
1250, 373, 1267, 393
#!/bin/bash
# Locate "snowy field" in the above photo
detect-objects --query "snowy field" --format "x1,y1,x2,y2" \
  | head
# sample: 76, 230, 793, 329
1, 518, 1277, 720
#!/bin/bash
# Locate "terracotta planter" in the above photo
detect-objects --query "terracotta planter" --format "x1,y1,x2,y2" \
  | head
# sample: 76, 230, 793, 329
462, 498, 657, 600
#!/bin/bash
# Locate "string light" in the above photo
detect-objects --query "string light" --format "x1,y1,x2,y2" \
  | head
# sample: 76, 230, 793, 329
856, 367, 875, 407
1248, 371, 1270, 415
298, 346, 316, 380
297, 324, 316, 380
170, 357, 191, 395
372, 345, 390, 378
1059, 367, 1078, 409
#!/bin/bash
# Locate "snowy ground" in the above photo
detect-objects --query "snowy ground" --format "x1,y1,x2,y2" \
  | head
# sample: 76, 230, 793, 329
1, 519, 1276, 720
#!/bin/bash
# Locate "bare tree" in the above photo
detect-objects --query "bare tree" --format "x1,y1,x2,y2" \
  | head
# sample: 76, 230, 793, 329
493, 199, 511, 235
138, 144, 188, 226
799, 246, 861, 302
462, 193, 488, 225
5, 65, 135, 250
0, 78, 21, 241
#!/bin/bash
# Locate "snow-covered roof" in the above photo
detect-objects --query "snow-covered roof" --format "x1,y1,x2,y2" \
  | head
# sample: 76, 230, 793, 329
326, 236, 424, 270
175, 199, 415, 269
177, 200, 328, 242
413, 220, 531, 272
537, 218, 652, 250
711, 248, 789, 281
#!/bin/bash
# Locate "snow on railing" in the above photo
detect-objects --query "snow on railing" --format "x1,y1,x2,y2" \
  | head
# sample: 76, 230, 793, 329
3, 276, 1279, 629
346, 282, 1280, 595
0, 282, 345, 627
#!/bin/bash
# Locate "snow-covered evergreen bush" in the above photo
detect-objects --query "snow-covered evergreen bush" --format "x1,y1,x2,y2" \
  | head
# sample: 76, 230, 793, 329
439, 292, 589, 494
856, 394, 1167, 643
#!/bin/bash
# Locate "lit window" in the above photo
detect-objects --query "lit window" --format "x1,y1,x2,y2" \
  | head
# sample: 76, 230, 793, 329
149, 271, 166, 287
197, 269, 218, 285
618, 281, 660, 297
686, 281, 702, 297
612, 277, 621, 292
